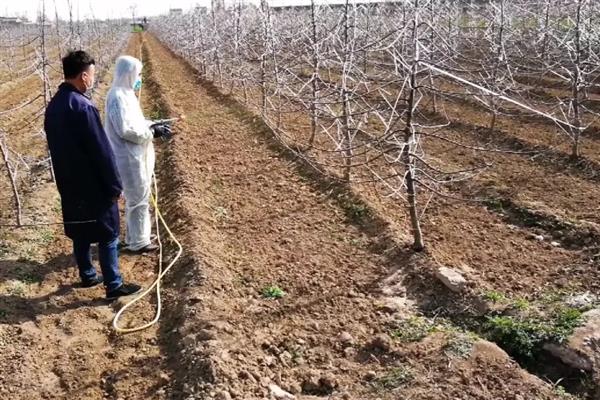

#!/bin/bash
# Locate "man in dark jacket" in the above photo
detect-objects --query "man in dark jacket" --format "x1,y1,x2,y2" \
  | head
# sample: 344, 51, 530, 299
44, 50, 141, 300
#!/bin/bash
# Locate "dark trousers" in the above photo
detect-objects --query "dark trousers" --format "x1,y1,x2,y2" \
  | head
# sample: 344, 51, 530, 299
73, 237, 122, 291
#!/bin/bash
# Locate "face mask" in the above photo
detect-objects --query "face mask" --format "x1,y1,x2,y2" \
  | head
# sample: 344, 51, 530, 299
134, 78, 142, 91
82, 73, 95, 98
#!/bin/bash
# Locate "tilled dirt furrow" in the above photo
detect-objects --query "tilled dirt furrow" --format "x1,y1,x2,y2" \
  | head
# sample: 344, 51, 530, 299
0, 33, 169, 400
143, 32, 562, 400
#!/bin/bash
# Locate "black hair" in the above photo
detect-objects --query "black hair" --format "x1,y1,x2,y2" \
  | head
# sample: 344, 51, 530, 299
62, 50, 95, 79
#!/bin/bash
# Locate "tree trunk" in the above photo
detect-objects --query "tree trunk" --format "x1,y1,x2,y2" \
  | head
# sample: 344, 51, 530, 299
571, 0, 583, 159
308, 0, 319, 148
402, 0, 424, 252
41, 0, 55, 182
341, 0, 354, 182
0, 136, 22, 227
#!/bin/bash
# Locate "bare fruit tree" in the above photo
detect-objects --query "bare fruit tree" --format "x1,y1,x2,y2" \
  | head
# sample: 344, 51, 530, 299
0, 12, 129, 226
151, 0, 600, 251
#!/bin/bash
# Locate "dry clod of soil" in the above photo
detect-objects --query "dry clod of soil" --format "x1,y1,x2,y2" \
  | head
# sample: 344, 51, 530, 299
215, 390, 233, 400
343, 347, 357, 358
269, 383, 296, 400
543, 308, 600, 371
198, 328, 217, 341
364, 371, 377, 381
181, 334, 197, 348
376, 297, 414, 314
435, 266, 467, 293
301, 373, 338, 395
338, 332, 354, 346
287, 382, 302, 394
158, 372, 170, 382
367, 333, 393, 353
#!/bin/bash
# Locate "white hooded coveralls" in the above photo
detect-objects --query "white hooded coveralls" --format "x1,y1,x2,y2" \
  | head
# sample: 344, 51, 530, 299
105, 56, 155, 251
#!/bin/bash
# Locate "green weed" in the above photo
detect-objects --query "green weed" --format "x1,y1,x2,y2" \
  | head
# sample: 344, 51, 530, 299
483, 305, 583, 361
262, 285, 285, 299
341, 199, 370, 223
374, 366, 414, 390
484, 290, 507, 303
39, 229, 54, 244
148, 109, 166, 120
513, 298, 530, 311
443, 332, 477, 359
391, 316, 435, 343
6, 281, 26, 297
52, 198, 62, 213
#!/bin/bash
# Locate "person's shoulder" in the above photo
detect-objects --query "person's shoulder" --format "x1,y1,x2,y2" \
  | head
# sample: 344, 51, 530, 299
69, 93, 99, 115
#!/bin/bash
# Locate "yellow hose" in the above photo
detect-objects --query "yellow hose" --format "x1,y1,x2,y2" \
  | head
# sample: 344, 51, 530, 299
112, 34, 181, 334
112, 170, 183, 333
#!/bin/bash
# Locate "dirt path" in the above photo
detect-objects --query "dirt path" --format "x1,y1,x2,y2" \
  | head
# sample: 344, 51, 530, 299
143, 33, 561, 400
0, 34, 171, 400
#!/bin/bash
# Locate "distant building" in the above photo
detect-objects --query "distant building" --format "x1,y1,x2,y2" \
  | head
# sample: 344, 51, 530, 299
169, 8, 183, 15
0, 16, 23, 26
270, 0, 403, 13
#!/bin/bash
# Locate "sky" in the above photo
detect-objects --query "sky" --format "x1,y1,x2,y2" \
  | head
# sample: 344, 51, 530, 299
1, 0, 356, 21
0, 0, 213, 21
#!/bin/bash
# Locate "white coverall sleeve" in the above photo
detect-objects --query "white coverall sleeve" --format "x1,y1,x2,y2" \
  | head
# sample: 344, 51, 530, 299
107, 97, 153, 145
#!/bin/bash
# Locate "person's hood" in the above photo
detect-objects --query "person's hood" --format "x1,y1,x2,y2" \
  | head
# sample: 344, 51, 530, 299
111, 55, 142, 90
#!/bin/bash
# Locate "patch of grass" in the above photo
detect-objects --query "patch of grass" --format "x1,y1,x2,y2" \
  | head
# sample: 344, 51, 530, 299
552, 383, 582, 399
0, 243, 8, 258
512, 298, 530, 311
6, 281, 26, 297
18, 270, 42, 285
341, 198, 370, 224
148, 109, 166, 120
16, 246, 36, 262
484, 290, 507, 303
262, 285, 285, 299
52, 198, 62, 213
349, 237, 366, 247
484, 198, 505, 212
553, 306, 583, 343
554, 385, 570, 398
213, 206, 229, 221
0, 309, 7, 319
443, 332, 477, 359
39, 229, 54, 244
391, 316, 435, 343
210, 178, 224, 194
484, 315, 544, 359
483, 305, 584, 361
374, 366, 414, 390
539, 289, 569, 305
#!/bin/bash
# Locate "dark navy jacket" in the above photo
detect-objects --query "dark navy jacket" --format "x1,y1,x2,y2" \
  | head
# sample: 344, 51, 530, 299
44, 83, 122, 243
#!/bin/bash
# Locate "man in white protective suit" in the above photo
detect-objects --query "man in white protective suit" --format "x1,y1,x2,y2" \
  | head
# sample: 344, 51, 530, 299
105, 55, 171, 253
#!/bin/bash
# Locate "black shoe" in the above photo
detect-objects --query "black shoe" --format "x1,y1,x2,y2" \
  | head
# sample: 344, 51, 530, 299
119, 235, 157, 249
81, 276, 104, 288
125, 243, 159, 254
106, 283, 142, 300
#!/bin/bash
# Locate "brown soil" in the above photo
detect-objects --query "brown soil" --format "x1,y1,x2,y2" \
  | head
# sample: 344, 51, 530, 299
0, 34, 171, 400
2, 28, 591, 399
141, 32, 563, 399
